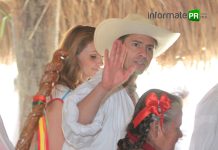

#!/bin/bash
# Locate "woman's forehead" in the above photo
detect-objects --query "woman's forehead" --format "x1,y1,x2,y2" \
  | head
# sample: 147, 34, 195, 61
82, 42, 96, 53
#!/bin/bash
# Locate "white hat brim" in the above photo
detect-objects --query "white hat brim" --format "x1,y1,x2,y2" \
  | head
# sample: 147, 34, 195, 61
94, 15, 180, 57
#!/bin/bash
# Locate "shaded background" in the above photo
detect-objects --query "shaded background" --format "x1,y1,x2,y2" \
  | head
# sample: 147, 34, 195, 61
0, 0, 218, 149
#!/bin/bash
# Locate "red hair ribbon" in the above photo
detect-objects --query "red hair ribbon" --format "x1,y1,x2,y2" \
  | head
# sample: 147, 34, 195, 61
133, 92, 171, 128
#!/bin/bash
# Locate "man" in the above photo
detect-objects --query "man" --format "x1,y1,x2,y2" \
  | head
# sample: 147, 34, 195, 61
189, 83, 218, 150
62, 14, 180, 150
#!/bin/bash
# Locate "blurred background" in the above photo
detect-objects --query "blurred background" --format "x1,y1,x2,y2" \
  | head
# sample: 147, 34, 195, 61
0, 0, 218, 149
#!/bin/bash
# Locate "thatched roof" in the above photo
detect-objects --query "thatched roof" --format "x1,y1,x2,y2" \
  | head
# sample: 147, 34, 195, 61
0, 1, 13, 63
1, 0, 218, 66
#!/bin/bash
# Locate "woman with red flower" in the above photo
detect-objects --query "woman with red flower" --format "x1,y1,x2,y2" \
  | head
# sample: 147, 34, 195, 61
118, 89, 183, 150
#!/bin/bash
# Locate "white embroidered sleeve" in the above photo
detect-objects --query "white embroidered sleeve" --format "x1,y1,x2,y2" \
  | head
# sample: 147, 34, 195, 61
62, 71, 105, 148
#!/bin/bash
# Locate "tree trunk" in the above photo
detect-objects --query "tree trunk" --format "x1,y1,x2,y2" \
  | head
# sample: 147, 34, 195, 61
12, 0, 60, 132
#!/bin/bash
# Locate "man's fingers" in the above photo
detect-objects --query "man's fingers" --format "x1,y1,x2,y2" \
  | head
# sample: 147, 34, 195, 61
114, 40, 122, 65
117, 43, 127, 68
104, 49, 109, 67
110, 40, 118, 63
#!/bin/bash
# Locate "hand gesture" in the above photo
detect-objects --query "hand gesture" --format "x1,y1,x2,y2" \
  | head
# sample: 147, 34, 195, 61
100, 40, 136, 91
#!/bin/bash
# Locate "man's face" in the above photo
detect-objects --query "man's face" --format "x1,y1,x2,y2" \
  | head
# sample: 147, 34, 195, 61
122, 34, 156, 74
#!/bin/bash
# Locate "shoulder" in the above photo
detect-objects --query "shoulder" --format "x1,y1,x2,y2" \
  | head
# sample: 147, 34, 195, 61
47, 84, 72, 104
199, 83, 218, 105
196, 83, 218, 115
51, 84, 71, 98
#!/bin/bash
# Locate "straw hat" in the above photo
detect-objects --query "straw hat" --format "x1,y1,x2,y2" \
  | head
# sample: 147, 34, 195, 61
94, 14, 180, 57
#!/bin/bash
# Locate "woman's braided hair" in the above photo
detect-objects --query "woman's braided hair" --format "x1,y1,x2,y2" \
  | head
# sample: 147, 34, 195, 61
118, 89, 182, 150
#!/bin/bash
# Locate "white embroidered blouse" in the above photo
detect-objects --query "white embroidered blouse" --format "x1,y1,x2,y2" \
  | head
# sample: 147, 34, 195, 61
62, 70, 134, 150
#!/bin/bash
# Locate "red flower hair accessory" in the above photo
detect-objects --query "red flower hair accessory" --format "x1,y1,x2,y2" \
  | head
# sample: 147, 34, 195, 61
133, 92, 171, 128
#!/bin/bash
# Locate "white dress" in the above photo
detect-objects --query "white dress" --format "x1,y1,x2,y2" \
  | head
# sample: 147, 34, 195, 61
189, 83, 218, 150
62, 70, 134, 150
